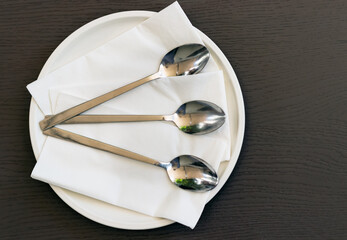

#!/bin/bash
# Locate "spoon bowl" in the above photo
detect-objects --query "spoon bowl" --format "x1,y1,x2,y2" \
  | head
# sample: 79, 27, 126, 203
159, 44, 210, 76
169, 100, 225, 135
161, 155, 218, 191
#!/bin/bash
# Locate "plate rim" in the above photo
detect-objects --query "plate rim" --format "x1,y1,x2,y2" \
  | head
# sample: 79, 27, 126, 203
29, 10, 245, 230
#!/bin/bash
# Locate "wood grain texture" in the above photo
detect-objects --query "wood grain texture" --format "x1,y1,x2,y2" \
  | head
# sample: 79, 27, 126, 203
0, 0, 346, 239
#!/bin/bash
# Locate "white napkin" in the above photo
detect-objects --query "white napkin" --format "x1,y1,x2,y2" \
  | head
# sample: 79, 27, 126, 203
27, 2, 231, 228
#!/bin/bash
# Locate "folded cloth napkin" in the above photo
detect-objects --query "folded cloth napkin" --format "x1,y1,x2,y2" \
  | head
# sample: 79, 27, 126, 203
27, 2, 231, 228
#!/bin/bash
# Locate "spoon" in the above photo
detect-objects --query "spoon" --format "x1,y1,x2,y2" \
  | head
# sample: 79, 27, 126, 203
52, 100, 226, 135
43, 127, 218, 192
40, 44, 210, 131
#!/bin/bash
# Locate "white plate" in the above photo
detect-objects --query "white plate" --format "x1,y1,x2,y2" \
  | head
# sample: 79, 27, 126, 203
29, 11, 245, 230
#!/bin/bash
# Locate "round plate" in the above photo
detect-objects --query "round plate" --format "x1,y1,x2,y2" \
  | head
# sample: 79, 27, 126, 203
29, 11, 245, 230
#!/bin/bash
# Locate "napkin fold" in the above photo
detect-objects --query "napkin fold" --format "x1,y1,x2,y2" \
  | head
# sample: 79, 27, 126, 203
27, 2, 231, 228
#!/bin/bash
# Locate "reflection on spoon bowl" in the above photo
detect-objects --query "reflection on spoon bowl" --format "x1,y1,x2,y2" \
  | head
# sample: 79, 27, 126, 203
163, 155, 218, 191
170, 100, 225, 135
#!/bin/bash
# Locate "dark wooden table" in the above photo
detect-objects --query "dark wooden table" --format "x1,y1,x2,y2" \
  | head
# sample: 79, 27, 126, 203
1, 0, 346, 239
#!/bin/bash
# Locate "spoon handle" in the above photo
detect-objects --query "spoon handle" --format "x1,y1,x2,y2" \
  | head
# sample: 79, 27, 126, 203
43, 127, 161, 166
45, 114, 166, 124
39, 72, 161, 131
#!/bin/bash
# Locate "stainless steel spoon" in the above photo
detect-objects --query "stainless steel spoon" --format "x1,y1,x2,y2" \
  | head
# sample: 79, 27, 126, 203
43, 127, 218, 192
51, 100, 225, 135
40, 44, 210, 131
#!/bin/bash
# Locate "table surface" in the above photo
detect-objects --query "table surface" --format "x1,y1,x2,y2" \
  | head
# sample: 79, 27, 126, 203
1, 0, 346, 239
